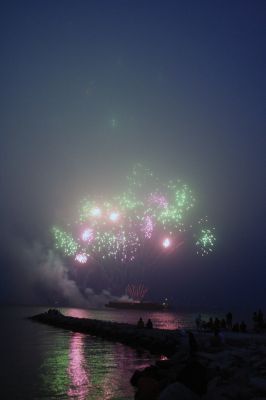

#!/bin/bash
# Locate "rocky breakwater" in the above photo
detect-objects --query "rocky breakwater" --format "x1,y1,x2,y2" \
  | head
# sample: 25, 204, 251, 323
131, 331, 266, 399
29, 309, 181, 356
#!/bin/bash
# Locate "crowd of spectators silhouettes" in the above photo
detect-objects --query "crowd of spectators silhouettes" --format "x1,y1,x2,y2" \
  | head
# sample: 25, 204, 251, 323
189, 309, 266, 354
195, 309, 265, 333
196, 312, 248, 333
136, 310, 265, 333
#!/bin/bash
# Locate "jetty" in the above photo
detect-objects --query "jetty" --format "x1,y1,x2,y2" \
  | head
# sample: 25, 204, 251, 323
29, 309, 266, 399
29, 309, 181, 356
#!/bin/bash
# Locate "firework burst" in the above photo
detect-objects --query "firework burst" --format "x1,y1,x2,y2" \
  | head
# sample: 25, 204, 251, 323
195, 218, 216, 256
126, 283, 148, 302
52, 165, 216, 268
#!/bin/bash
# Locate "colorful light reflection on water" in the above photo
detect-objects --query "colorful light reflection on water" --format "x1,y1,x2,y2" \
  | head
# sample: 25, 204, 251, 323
37, 326, 154, 400
1, 306, 200, 400
58, 306, 198, 399
66, 331, 154, 399
64, 307, 190, 330
68, 333, 90, 399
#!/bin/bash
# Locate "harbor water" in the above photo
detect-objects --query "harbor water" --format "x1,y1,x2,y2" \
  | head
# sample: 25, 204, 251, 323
1, 306, 204, 399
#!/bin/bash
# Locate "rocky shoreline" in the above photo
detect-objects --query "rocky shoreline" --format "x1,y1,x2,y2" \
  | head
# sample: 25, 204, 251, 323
29, 310, 266, 399
132, 330, 266, 399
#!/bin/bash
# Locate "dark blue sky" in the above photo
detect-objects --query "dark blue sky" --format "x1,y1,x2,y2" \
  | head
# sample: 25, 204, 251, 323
0, 1, 265, 310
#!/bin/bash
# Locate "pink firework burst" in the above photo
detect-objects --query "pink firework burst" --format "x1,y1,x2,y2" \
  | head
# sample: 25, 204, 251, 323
149, 192, 168, 208
142, 216, 154, 239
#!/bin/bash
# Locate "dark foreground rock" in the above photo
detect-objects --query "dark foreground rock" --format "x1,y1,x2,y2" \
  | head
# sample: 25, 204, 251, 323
131, 330, 266, 399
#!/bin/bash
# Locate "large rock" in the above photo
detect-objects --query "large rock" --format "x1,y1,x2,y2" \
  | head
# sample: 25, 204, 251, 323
177, 359, 208, 395
250, 398, 266, 400
250, 377, 266, 394
159, 382, 199, 400
203, 376, 253, 400
135, 377, 160, 400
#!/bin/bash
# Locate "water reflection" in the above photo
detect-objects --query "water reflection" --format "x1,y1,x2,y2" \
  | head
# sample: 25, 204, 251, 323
68, 333, 89, 399
66, 308, 93, 319
38, 307, 196, 399
65, 331, 153, 399
39, 332, 70, 397
63, 307, 193, 330
1, 306, 219, 399
99, 343, 153, 400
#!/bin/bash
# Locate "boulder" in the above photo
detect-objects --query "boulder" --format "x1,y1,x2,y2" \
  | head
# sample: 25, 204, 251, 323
250, 398, 266, 400
250, 377, 266, 394
177, 359, 208, 395
135, 376, 160, 400
159, 382, 199, 400
203, 377, 253, 400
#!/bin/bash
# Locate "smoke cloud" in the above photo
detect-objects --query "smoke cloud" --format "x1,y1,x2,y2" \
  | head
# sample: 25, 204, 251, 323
1, 236, 126, 307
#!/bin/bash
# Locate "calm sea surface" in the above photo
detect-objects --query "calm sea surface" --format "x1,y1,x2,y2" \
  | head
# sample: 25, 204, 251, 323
0, 306, 204, 400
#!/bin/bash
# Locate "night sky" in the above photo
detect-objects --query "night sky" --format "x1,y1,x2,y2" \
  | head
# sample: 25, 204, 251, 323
0, 1, 265, 311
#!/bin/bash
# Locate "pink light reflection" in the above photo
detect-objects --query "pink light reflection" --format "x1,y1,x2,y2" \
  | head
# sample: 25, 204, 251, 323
67, 333, 89, 400
99, 343, 153, 399
65, 308, 93, 318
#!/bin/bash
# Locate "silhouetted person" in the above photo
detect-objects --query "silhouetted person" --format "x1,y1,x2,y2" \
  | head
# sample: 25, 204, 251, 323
195, 314, 202, 331
210, 327, 223, 347
214, 318, 220, 330
137, 317, 144, 328
47, 309, 61, 317
146, 319, 153, 329
221, 318, 226, 330
188, 331, 198, 355
258, 309, 264, 329
253, 311, 258, 331
207, 317, 213, 330
201, 320, 207, 331
226, 312, 233, 329
240, 321, 247, 333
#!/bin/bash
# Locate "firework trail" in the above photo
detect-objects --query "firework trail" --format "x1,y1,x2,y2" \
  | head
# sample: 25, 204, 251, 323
126, 284, 148, 302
